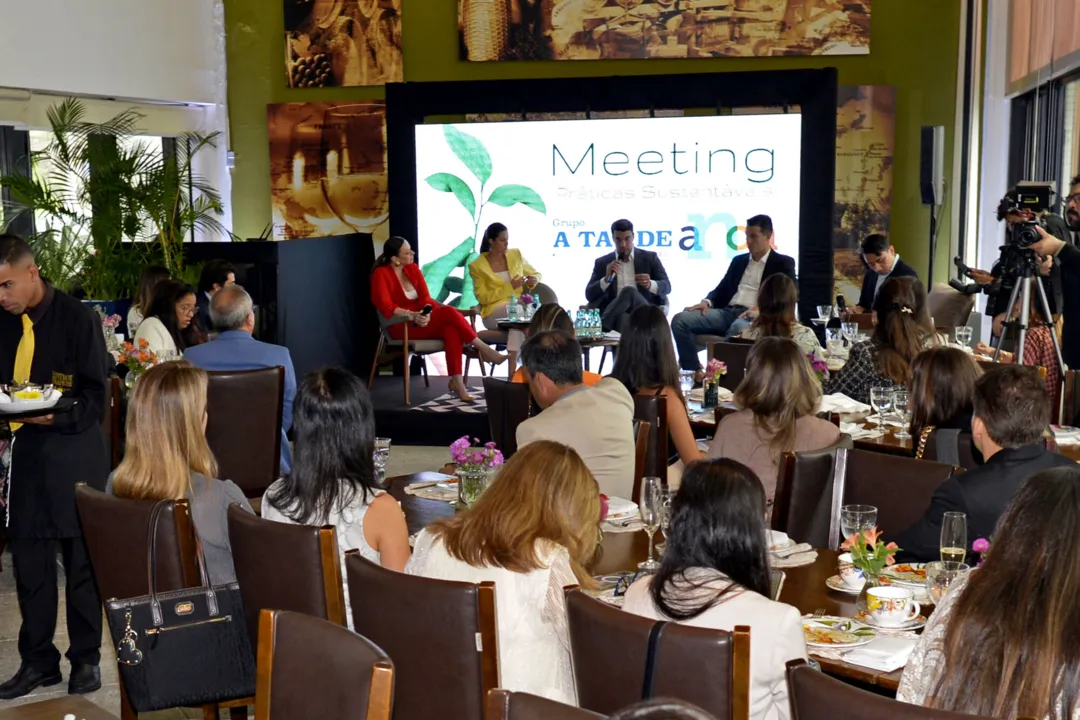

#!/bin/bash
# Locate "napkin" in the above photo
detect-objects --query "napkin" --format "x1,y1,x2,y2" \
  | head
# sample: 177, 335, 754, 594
1051, 426, 1080, 445
605, 496, 638, 519
818, 394, 871, 415
766, 529, 790, 551
689, 387, 734, 403
772, 548, 817, 568
602, 516, 644, 533
840, 636, 918, 672
839, 422, 885, 441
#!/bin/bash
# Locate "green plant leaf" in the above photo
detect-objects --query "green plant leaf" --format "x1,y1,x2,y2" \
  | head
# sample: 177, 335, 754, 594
444, 276, 464, 294
486, 184, 547, 214
421, 237, 476, 304
443, 126, 492, 187
425, 173, 476, 218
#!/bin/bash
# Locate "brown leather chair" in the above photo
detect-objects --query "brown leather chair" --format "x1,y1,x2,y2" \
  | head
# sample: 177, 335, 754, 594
786, 659, 1009, 720
846, 312, 875, 332
346, 551, 498, 720
634, 390, 669, 483
927, 283, 976, 331
565, 589, 750, 720
486, 690, 605, 720
1064, 369, 1080, 426
772, 436, 855, 547
705, 342, 752, 392
205, 367, 284, 498
920, 430, 980, 470
75, 486, 250, 720
256, 609, 393, 720
484, 377, 534, 458
227, 505, 347, 656
633, 420, 651, 503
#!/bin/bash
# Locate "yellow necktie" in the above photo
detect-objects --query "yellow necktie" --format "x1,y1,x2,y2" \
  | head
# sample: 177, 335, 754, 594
10, 314, 34, 432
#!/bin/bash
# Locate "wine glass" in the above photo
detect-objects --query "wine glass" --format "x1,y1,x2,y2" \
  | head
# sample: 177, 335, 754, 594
954, 326, 973, 349
940, 511, 967, 564
869, 386, 892, 427
373, 437, 392, 477
925, 560, 969, 603
320, 103, 389, 233
679, 370, 695, 397
840, 504, 877, 544
841, 321, 858, 345
892, 389, 912, 439
658, 488, 675, 554
638, 476, 663, 571
816, 305, 833, 322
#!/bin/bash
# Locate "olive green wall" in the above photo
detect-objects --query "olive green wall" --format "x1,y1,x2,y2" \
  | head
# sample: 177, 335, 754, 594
225, 0, 961, 281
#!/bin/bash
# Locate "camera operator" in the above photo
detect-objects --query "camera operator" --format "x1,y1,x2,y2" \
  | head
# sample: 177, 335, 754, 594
1027, 174, 1080, 366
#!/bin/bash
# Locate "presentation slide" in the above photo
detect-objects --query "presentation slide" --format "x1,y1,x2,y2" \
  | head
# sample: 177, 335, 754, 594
414, 113, 802, 317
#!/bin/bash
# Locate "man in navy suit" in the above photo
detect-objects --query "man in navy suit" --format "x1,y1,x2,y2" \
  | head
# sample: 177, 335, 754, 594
195, 259, 235, 333
852, 233, 919, 313
585, 219, 671, 334
671, 214, 796, 373
183, 284, 296, 474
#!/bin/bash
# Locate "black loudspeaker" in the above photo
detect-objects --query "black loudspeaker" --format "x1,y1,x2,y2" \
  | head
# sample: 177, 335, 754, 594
920, 126, 945, 206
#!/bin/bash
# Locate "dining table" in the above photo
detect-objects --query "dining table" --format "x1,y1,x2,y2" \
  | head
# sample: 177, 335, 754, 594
494, 320, 620, 373
386, 471, 910, 692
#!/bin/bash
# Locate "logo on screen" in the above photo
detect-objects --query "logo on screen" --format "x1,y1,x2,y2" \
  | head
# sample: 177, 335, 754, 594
680, 213, 746, 260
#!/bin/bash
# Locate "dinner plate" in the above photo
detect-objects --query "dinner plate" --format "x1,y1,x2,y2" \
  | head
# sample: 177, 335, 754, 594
825, 575, 863, 595
801, 617, 877, 648
855, 611, 928, 631
0, 390, 61, 413
769, 538, 796, 553
881, 563, 928, 587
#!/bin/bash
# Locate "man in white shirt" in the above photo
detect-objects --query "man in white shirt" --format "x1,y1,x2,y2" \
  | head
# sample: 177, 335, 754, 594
516, 330, 636, 498
671, 214, 796, 374
585, 219, 671, 334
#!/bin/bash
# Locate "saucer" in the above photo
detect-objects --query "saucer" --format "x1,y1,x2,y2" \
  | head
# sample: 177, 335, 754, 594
855, 611, 927, 631
825, 574, 863, 595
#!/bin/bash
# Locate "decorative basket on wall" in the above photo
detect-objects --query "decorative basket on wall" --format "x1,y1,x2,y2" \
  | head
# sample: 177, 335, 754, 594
463, 0, 511, 61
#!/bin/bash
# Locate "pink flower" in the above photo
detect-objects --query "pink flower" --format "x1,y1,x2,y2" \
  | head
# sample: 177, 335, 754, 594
520, 293, 535, 306
972, 538, 991, 554
599, 494, 609, 522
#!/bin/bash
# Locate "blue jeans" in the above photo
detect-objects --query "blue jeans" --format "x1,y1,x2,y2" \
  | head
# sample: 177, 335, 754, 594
671, 306, 747, 371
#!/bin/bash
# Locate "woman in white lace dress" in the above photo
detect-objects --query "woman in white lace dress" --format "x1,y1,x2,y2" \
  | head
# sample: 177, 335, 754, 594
262, 368, 410, 629
898, 466, 1080, 720
407, 440, 602, 705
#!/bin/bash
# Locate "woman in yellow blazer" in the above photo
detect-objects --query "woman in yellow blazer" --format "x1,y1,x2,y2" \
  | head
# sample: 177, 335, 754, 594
469, 223, 542, 367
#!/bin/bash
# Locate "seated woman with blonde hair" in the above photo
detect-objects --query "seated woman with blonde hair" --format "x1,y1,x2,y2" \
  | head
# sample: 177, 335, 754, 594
407, 441, 602, 704
709, 337, 841, 504
108, 361, 252, 585
510, 303, 601, 386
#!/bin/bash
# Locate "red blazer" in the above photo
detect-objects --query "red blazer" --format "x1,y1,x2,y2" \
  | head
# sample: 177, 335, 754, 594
371, 263, 434, 318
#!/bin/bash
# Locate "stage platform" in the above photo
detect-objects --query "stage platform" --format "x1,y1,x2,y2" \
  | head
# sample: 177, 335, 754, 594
370, 375, 491, 447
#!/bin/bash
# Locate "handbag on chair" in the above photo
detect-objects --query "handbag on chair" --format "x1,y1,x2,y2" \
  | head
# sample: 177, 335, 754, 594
104, 500, 256, 712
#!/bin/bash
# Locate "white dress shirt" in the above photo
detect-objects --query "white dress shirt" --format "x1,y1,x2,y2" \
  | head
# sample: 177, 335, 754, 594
873, 253, 901, 299
599, 251, 660, 295
730, 249, 771, 308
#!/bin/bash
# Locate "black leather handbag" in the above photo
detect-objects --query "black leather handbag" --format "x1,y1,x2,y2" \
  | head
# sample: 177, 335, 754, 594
104, 500, 256, 712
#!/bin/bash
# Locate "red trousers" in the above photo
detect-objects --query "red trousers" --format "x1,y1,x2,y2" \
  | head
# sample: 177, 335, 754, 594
388, 306, 477, 376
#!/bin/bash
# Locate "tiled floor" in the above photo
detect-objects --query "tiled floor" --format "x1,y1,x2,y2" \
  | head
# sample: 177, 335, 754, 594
0, 447, 446, 718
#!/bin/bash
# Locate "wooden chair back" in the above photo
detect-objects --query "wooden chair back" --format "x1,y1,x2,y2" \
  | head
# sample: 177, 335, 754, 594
485, 690, 604, 720
633, 390, 668, 483
483, 378, 533, 458
633, 420, 651, 502
772, 436, 854, 547
206, 367, 284, 497
705, 342, 752, 392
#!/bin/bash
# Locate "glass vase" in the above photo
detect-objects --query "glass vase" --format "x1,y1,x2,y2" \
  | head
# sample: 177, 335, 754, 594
457, 467, 489, 507
703, 382, 719, 408
855, 569, 882, 616
124, 372, 139, 391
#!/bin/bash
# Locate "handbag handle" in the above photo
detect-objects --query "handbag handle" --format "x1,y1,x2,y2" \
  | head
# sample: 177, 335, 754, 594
640, 620, 669, 700
145, 499, 220, 627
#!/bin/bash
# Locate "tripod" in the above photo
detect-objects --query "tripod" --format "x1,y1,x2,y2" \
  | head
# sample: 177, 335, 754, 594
992, 250, 1066, 381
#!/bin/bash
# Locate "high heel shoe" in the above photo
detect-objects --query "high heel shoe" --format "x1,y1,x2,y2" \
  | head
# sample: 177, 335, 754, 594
481, 349, 508, 366
449, 377, 475, 403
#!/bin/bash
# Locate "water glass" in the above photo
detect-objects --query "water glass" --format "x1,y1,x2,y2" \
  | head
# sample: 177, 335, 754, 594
954, 326, 973, 348
638, 476, 663, 571
940, 511, 967, 564
825, 328, 842, 344
841, 322, 858, 344
869, 386, 892, 427
658, 488, 675, 553
826, 338, 845, 359
679, 370, 695, 396
892, 389, 911, 439
816, 305, 833, 321
373, 437, 391, 475
840, 504, 877, 544
925, 560, 970, 603
156, 349, 179, 363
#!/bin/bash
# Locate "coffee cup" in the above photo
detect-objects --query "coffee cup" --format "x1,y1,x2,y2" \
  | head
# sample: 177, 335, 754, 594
866, 586, 920, 627
837, 553, 865, 590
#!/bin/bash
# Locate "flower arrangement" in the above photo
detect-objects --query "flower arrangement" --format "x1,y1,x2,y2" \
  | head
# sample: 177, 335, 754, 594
808, 352, 829, 383
972, 537, 991, 566
118, 338, 158, 380
840, 527, 900, 576
519, 292, 535, 307
94, 306, 124, 353
705, 359, 727, 385
450, 436, 504, 506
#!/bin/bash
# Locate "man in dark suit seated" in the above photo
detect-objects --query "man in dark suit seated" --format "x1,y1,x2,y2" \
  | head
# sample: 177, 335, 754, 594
195, 259, 235, 332
671, 214, 795, 374
852, 233, 919, 313
892, 365, 1074, 562
585, 218, 671, 334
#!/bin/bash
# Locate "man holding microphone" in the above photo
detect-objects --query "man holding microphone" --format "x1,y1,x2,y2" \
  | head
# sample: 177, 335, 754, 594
584, 219, 671, 334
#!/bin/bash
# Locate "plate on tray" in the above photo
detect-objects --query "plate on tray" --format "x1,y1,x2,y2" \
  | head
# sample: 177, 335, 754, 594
801, 616, 877, 648
825, 575, 862, 595
881, 563, 928, 587
855, 611, 927, 631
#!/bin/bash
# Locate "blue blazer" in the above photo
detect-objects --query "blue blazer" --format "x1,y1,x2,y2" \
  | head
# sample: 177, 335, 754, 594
183, 331, 297, 474
705, 251, 796, 309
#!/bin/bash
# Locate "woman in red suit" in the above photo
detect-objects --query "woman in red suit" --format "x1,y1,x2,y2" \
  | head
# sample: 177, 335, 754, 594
372, 237, 506, 402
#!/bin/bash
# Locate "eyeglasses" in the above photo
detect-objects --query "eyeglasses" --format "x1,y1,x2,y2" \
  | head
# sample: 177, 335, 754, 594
177, 304, 196, 316
1065, 194, 1080, 205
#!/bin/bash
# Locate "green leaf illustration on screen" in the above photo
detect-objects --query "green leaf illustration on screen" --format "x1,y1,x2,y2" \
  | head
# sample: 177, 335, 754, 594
421, 125, 547, 309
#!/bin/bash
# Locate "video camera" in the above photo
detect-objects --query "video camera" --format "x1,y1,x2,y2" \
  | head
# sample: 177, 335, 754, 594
996, 181, 1056, 248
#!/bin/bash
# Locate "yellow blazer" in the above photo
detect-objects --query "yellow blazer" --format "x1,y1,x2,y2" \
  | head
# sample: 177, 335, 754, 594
468, 249, 542, 317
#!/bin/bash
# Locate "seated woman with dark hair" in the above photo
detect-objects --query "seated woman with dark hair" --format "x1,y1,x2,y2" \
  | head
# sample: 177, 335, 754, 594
509, 304, 601, 386
469, 222, 542, 369
898, 466, 1080, 720
739, 274, 823, 361
908, 346, 982, 441
262, 367, 410, 628
709, 337, 840, 503
622, 458, 808, 720
134, 279, 206, 355
610, 304, 704, 468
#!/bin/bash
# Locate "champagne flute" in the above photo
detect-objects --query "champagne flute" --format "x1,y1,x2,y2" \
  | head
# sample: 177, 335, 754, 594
840, 504, 877, 544
869, 386, 891, 427
638, 476, 662, 571
892, 389, 912, 439
940, 511, 967, 564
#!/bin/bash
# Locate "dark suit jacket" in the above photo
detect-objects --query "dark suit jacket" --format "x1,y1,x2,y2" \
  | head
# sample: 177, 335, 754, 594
704, 251, 796, 310
585, 249, 671, 312
196, 290, 213, 333
891, 443, 1075, 562
857, 257, 919, 310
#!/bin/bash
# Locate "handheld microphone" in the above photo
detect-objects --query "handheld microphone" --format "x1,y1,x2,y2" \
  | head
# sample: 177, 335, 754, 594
607, 253, 628, 284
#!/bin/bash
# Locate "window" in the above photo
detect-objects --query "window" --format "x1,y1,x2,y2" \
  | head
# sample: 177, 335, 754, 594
1064, 75, 1080, 187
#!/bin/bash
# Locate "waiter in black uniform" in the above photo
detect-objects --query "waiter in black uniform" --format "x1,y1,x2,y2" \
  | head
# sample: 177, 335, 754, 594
0, 235, 108, 698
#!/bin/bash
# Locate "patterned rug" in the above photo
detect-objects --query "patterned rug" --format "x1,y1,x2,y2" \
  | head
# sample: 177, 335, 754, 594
408, 386, 488, 413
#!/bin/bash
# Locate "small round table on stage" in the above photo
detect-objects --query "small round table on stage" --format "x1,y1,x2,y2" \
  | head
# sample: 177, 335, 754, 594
495, 320, 620, 373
